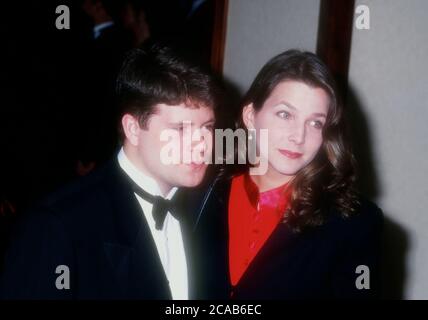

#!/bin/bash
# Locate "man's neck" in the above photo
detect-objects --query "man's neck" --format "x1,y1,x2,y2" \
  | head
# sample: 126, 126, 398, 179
121, 146, 173, 197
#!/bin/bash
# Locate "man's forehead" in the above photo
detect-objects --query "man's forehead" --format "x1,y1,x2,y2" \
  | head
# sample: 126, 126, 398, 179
155, 100, 211, 109
154, 102, 214, 119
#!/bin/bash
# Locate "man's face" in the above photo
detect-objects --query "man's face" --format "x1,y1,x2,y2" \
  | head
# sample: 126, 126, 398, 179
124, 103, 215, 194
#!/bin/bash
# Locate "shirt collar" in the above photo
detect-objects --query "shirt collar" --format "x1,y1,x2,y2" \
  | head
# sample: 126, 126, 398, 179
93, 21, 114, 39
117, 147, 177, 200
243, 173, 291, 212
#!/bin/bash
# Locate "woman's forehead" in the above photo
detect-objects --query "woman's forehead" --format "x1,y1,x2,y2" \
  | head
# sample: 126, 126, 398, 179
264, 80, 330, 114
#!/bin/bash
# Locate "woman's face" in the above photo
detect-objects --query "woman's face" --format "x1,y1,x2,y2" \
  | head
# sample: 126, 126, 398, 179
243, 80, 329, 180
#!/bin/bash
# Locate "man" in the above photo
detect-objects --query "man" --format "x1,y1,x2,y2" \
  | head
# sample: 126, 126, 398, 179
0, 44, 227, 299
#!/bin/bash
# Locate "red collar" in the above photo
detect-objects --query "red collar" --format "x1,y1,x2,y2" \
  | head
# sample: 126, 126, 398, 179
243, 173, 291, 214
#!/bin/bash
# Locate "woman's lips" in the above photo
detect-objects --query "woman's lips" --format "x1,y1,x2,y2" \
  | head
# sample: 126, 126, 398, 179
278, 149, 303, 159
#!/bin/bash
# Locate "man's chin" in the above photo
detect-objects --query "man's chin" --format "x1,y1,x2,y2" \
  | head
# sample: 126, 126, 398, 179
178, 174, 206, 188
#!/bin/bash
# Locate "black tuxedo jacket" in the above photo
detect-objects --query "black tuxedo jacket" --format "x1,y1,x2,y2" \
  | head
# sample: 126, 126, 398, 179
190, 176, 384, 299
0, 160, 228, 299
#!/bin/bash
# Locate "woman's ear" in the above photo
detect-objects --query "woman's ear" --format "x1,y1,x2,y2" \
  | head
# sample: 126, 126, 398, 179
242, 103, 255, 129
121, 114, 141, 146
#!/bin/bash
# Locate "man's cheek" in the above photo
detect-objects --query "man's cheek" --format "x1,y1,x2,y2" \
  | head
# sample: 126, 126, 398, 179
205, 135, 214, 156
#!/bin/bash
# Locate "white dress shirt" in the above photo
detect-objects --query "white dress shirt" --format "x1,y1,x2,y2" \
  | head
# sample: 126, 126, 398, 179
117, 148, 188, 300
93, 21, 114, 39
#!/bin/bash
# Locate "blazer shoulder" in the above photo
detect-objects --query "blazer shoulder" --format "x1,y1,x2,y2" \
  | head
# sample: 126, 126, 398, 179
350, 197, 383, 229
31, 162, 118, 227
43, 163, 111, 204
326, 196, 384, 242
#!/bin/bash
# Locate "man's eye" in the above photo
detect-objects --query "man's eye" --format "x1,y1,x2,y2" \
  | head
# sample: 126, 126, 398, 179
175, 124, 187, 130
203, 124, 214, 132
276, 111, 291, 119
309, 120, 324, 129
172, 126, 184, 132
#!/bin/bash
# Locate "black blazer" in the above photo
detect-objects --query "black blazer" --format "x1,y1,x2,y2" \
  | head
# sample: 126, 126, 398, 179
190, 176, 384, 299
0, 160, 227, 299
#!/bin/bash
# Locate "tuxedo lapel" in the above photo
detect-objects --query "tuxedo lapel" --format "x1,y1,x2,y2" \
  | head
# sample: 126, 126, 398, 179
192, 176, 232, 232
188, 177, 232, 298
101, 159, 171, 299
177, 217, 196, 299
155, 179, 227, 299
127, 222, 172, 299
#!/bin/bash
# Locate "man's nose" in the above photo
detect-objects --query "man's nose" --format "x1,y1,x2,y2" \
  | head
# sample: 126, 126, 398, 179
191, 128, 212, 151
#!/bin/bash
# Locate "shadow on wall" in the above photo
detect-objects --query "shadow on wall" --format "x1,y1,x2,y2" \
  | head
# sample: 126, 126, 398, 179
218, 75, 243, 129
346, 83, 410, 299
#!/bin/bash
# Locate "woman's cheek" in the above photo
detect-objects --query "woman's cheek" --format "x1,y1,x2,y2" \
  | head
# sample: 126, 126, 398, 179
307, 131, 323, 153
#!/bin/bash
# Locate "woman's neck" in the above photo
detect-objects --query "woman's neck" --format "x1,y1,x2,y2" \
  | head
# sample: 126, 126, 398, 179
249, 166, 293, 193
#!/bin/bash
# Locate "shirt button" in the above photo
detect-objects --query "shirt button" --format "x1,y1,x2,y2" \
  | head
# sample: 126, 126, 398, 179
248, 241, 256, 250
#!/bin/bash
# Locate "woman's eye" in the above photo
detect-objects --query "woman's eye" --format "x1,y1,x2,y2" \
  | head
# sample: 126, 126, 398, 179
309, 120, 324, 129
276, 111, 291, 120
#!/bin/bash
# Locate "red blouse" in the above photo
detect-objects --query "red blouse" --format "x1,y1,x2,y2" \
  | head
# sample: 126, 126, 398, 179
228, 174, 291, 286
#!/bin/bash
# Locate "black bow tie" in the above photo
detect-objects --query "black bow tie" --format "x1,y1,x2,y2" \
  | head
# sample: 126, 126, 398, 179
131, 181, 179, 230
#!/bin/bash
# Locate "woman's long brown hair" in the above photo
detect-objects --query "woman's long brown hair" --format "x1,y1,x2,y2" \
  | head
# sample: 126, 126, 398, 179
235, 50, 360, 232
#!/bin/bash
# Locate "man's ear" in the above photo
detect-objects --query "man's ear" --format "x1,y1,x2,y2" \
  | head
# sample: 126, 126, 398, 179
121, 114, 140, 146
242, 103, 256, 129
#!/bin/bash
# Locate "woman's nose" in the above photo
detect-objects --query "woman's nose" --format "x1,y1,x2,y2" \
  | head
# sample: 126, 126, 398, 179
288, 123, 305, 145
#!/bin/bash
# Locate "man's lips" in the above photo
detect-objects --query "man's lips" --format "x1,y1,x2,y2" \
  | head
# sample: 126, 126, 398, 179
186, 162, 206, 170
278, 149, 303, 159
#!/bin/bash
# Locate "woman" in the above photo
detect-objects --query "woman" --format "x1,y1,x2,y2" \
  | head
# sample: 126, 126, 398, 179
190, 50, 383, 299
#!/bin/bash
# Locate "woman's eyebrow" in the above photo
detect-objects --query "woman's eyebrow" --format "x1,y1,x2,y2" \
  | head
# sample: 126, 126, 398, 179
277, 101, 327, 118
312, 113, 327, 118
277, 100, 297, 110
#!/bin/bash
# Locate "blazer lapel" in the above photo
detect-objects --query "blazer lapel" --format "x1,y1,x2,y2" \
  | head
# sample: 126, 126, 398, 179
194, 175, 300, 296
234, 222, 299, 292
